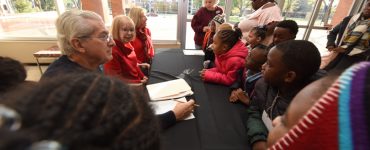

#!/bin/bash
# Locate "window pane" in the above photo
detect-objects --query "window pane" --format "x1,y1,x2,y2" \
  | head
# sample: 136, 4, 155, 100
281, 0, 339, 26
186, 0, 226, 49
64, 0, 81, 10
308, 29, 330, 56
124, 0, 178, 41
0, 0, 82, 39
230, 0, 252, 23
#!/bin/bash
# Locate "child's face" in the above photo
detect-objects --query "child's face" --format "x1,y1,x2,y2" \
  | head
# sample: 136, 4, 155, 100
267, 77, 335, 146
210, 21, 216, 32
119, 21, 135, 43
273, 27, 295, 45
211, 33, 227, 55
245, 48, 266, 71
204, 0, 216, 10
261, 47, 289, 86
138, 11, 147, 29
246, 30, 261, 47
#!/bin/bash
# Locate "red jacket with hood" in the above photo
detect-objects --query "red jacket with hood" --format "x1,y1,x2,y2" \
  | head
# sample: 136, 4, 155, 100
203, 40, 248, 86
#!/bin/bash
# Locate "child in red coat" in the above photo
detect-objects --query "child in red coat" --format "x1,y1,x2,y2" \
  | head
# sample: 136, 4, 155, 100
200, 24, 248, 86
104, 15, 148, 84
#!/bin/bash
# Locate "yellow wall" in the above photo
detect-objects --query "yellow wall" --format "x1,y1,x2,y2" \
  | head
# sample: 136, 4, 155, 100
0, 40, 180, 63
0, 40, 57, 63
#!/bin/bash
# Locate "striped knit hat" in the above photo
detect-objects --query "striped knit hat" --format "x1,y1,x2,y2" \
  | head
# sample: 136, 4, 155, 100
269, 61, 370, 150
210, 14, 225, 32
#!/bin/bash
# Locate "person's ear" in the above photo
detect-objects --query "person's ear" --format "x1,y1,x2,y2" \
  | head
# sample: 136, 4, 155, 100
257, 37, 262, 42
284, 71, 296, 83
70, 38, 86, 53
222, 44, 229, 51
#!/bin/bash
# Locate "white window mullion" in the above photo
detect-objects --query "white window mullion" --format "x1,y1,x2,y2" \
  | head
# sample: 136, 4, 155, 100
55, 0, 66, 15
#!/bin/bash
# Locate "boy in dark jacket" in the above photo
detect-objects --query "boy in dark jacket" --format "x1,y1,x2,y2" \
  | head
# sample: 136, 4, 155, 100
246, 40, 321, 150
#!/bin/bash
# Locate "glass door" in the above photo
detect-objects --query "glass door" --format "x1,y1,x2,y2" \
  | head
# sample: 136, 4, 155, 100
284, 0, 338, 55
123, 0, 178, 42
183, 0, 226, 49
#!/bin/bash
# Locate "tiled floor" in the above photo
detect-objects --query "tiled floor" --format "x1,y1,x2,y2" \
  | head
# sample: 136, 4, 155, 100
25, 65, 48, 82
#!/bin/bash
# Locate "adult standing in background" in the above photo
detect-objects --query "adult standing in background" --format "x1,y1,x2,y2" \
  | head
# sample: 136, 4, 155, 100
238, 0, 282, 46
129, 7, 154, 65
191, 0, 223, 49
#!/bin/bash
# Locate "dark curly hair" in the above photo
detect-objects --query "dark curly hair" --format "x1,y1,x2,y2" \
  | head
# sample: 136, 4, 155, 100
276, 20, 299, 38
1, 73, 160, 150
0, 57, 26, 94
251, 25, 268, 41
216, 25, 243, 50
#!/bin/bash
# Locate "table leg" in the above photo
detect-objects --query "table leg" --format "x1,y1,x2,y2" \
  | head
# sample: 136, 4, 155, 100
34, 56, 43, 74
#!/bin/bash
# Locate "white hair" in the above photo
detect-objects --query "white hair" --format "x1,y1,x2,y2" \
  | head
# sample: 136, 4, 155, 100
55, 10, 103, 55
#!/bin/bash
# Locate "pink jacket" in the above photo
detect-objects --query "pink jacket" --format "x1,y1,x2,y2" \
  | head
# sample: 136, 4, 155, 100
204, 40, 248, 86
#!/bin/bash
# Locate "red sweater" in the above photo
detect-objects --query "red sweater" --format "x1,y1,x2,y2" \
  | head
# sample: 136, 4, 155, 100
203, 41, 248, 86
130, 28, 154, 64
191, 6, 223, 46
104, 40, 144, 83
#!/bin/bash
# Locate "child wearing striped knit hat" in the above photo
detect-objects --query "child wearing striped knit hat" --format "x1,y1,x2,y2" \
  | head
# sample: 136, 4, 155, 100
267, 61, 370, 150
202, 14, 226, 69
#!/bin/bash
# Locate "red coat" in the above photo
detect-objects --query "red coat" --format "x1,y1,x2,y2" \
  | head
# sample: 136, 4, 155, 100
191, 6, 223, 46
130, 28, 154, 64
104, 40, 144, 83
203, 41, 248, 86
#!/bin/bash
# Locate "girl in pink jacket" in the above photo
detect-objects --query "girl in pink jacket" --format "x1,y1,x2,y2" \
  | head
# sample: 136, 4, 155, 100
200, 24, 248, 86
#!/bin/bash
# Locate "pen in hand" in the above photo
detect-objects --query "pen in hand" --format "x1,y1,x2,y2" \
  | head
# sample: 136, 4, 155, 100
172, 99, 200, 107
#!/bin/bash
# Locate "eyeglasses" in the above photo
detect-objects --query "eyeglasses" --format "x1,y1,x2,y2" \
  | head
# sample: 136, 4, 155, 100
78, 34, 113, 42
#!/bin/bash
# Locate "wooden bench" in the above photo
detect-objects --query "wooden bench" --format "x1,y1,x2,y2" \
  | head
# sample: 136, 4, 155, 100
33, 45, 62, 74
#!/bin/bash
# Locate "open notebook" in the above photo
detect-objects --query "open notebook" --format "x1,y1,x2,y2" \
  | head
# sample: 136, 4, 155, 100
147, 79, 195, 120
146, 78, 193, 101
149, 97, 195, 120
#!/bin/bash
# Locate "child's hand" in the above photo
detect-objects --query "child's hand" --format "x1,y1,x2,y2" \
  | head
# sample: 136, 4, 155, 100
138, 63, 150, 69
141, 76, 148, 84
200, 69, 207, 80
203, 26, 210, 32
235, 88, 250, 105
229, 89, 239, 102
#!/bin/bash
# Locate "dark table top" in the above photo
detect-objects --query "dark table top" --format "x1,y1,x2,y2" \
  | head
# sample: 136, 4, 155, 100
148, 49, 251, 150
